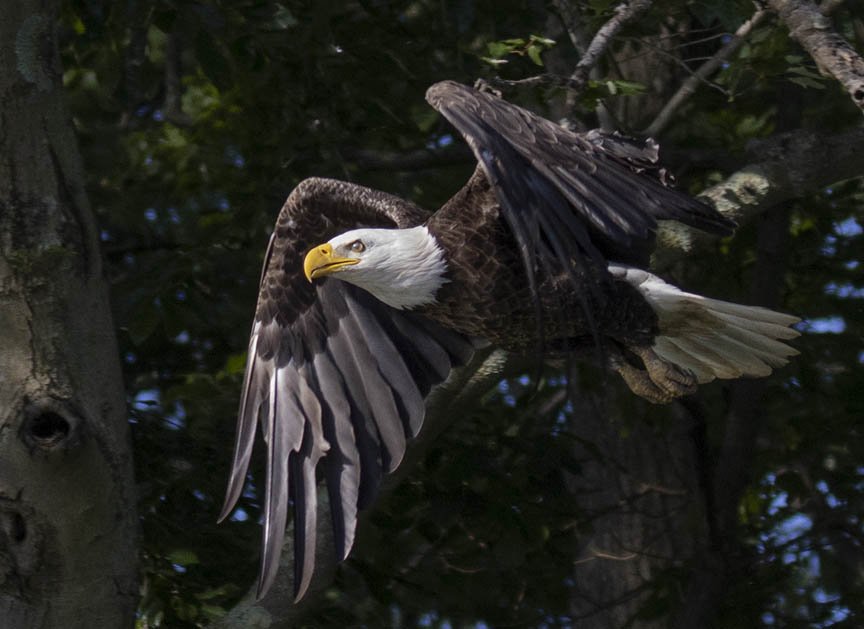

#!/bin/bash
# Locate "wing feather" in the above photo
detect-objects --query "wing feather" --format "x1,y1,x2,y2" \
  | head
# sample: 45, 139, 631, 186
323, 333, 385, 511
312, 349, 361, 560
291, 365, 326, 601
344, 289, 426, 437
258, 363, 304, 598
337, 298, 407, 473
387, 314, 452, 383
218, 329, 263, 522
426, 80, 735, 267
221, 178, 474, 601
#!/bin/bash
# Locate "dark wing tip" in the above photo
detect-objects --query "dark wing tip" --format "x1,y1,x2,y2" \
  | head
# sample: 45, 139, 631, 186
256, 563, 277, 601
217, 477, 243, 523
254, 510, 285, 600
684, 195, 738, 236
429, 83, 738, 254
216, 498, 236, 524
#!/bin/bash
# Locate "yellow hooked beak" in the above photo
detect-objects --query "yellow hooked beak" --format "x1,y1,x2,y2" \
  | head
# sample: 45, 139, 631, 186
303, 243, 360, 282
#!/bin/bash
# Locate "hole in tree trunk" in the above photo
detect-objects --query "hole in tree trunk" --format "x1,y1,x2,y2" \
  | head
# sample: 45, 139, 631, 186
20, 400, 80, 451
28, 412, 70, 446
11, 512, 26, 543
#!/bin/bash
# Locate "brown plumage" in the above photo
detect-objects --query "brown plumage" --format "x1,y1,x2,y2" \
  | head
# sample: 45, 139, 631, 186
219, 81, 798, 602
422, 165, 659, 351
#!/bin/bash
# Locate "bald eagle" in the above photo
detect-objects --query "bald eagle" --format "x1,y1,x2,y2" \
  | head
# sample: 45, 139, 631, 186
219, 81, 799, 600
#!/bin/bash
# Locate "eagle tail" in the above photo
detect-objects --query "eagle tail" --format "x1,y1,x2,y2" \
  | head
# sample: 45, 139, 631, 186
612, 265, 800, 384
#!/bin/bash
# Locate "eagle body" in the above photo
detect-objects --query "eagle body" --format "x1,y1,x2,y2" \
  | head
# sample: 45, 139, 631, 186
220, 81, 800, 601
421, 168, 659, 352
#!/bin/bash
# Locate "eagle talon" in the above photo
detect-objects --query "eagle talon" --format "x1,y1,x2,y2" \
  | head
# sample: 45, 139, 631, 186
612, 359, 677, 404
631, 346, 698, 399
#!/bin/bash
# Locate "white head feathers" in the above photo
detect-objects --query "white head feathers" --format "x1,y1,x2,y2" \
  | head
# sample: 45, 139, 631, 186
324, 226, 449, 309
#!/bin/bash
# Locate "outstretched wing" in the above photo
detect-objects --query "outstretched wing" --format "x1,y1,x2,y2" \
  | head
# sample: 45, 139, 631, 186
219, 177, 474, 600
426, 80, 735, 269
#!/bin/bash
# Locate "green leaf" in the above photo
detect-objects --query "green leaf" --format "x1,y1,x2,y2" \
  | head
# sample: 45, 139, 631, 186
167, 549, 200, 566
223, 352, 247, 375
607, 79, 645, 95
787, 66, 823, 79
788, 76, 826, 90
529, 34, 556, 47
487, 41, 515, 59
200, 603, 228, 619
195, 584, 235, 601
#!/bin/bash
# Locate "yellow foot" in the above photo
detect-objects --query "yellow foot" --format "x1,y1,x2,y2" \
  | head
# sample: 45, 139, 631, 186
612, 346, 697, 404
632, 346, 698, 400
613, 360, 678, 404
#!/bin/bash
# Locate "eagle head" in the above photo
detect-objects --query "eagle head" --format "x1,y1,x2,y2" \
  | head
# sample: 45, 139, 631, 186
303, 226, 448, 310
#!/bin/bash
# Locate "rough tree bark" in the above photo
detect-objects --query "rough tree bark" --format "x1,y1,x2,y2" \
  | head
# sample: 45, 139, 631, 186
0, 2, 138, 628
768, 0, 864, 113
565, 379, 703, 629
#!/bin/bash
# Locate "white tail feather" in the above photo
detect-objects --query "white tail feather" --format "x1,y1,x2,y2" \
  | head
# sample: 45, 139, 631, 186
611, 265, 800, 384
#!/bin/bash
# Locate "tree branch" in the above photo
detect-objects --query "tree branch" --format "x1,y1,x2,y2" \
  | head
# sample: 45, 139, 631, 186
550, 0, 589, 54
486, 0, 654, 94
569, 0, 654, 86
644, 8, 770, 137
768, 0, 864, 112
653, 126, 864, 269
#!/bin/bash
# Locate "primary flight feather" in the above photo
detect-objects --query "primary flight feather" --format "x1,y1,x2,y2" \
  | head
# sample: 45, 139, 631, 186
219, 81, 799, 600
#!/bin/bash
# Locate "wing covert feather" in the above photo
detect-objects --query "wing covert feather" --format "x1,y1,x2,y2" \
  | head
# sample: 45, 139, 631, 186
426, 80, 735, 267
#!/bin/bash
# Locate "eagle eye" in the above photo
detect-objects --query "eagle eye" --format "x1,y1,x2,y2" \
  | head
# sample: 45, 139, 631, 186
349, 240, 366, 253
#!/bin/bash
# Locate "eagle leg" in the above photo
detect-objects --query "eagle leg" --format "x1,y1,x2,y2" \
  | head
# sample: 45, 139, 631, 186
610, 346, 697, 404
611, 359, 677, 404
632, 345, 697, 401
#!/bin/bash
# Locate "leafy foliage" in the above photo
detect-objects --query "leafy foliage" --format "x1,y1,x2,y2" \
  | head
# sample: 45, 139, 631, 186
483, 34, 557, 66
56, 0, 864, 626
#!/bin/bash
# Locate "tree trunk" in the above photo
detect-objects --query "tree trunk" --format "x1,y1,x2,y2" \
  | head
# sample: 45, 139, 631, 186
566, 377, 704, 628
0, 2, 138, 627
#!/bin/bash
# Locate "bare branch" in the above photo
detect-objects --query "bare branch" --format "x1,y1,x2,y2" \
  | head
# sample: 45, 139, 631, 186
768, 0, 864, 112
644, 9, 770, 137
481, 71, 589, 93
487, 0, 654, 94
571, 0, 654, 86
550, 0, 588, 53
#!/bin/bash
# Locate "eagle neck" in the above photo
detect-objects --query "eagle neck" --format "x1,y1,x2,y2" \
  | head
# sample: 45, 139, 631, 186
353, 225, 449, 311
